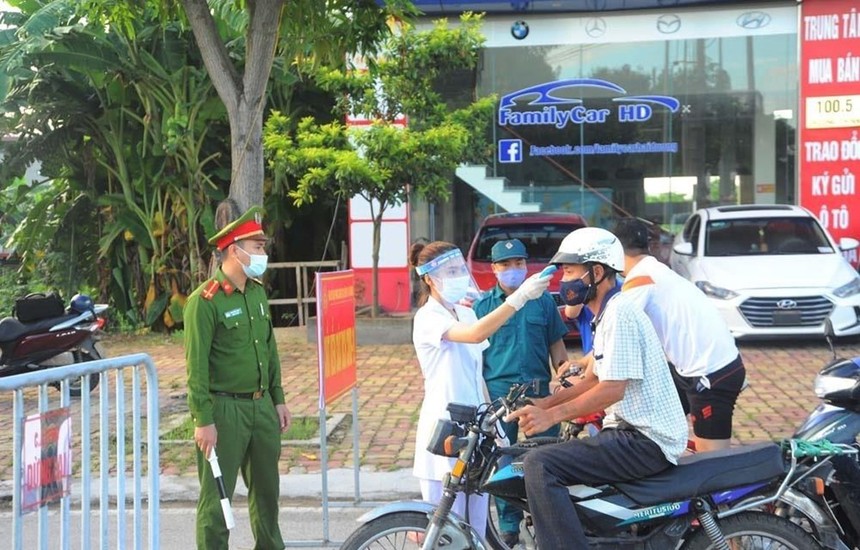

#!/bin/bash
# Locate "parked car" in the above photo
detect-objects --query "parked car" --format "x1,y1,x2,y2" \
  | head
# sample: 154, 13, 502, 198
466, 212, 588, 333
669, 204, 860, 339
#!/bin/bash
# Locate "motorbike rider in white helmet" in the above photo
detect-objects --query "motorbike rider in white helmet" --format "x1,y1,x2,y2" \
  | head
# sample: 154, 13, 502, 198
506, 227, 688, 550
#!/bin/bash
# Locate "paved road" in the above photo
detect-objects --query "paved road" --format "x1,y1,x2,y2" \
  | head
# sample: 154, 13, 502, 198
0, 504, 370, 549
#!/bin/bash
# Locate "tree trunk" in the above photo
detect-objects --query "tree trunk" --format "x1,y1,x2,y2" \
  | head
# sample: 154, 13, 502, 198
181, 0, 284, 213
371, 212, 382, 318
228, 100, 265, 211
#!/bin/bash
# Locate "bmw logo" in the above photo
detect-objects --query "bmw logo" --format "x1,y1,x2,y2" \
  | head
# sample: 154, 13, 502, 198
511, 20, 529, 40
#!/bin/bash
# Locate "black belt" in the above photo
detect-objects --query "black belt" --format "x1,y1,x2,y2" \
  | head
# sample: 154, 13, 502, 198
211, 389, 267, 400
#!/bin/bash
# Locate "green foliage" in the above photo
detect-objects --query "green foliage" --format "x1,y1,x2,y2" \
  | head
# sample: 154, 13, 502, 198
0, 0, 410, 329
645, 192, 689, 204
264, 13, 495, 316
0, 4, 226, 329
0, 266, 37, 318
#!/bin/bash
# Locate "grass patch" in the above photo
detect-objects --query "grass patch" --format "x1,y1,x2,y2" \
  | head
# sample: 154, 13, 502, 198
162, 415, 323, 441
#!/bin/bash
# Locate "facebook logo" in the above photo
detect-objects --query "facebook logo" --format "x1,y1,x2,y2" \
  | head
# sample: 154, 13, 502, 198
498, 139, 523, 163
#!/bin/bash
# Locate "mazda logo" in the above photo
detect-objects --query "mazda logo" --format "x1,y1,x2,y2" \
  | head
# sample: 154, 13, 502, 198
656, 14, 682, 34
776, 299, 798, 309
737, 11, 771, 30
585, 18, 607, 38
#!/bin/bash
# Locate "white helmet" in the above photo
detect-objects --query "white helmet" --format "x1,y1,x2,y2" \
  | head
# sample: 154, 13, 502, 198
550, 227, 625, 271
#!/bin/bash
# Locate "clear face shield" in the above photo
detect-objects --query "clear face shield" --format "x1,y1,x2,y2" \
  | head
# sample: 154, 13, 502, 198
415, 249, 482, 306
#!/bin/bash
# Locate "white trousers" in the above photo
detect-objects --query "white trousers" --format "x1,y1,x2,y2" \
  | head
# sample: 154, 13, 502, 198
419, 478, 488, 539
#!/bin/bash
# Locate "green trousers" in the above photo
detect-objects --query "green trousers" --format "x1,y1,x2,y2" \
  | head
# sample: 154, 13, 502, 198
196, 394, 284, 550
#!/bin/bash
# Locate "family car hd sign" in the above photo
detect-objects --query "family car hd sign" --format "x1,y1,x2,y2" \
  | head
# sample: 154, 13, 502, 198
497, 78, 680, 129
497, 78, 681, 164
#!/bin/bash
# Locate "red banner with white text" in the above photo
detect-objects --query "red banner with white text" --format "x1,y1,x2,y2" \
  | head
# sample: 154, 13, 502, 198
316, 270, 357, 408
799, 0, 860, 267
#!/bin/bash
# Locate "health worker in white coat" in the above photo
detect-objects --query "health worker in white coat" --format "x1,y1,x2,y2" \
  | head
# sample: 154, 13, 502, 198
410, 241, 552, 537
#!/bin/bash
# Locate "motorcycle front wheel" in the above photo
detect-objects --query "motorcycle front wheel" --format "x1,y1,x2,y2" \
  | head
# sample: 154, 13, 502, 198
340, 511, 475, 550
681, 511, 822, 550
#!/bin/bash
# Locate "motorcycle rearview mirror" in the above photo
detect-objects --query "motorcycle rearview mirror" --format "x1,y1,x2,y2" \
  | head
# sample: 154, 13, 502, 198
824, 319, 836, 361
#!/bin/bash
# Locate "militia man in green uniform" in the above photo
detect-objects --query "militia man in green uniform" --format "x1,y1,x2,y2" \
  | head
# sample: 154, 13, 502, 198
185, 206, 291, 549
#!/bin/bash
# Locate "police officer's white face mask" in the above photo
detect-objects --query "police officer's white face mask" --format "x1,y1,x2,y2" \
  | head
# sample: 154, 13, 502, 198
235, 245, 268, 278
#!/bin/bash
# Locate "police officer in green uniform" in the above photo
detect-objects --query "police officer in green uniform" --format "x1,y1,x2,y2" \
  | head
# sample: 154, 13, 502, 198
472, 238, 569, 547
185, 206, 291, 550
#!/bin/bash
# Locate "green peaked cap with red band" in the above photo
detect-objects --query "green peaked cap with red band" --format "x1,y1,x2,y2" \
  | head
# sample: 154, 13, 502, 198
207, 206, 267, 250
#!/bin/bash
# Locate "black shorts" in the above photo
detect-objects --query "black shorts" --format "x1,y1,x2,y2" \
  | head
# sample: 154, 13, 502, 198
671, 355, 746, 440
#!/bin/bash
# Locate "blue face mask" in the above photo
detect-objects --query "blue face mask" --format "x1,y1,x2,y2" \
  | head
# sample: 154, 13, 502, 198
496, 267, 527, 289
438, 275, 472, 305
559, 271, 595, 306
236, 246, 268, 278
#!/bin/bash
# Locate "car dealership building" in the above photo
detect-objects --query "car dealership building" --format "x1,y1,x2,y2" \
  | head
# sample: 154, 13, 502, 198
351, 0, 860, 312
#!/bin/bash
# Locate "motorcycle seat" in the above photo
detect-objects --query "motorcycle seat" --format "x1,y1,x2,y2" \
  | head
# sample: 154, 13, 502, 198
614, 442, 784, 506
0, 314, 81, 343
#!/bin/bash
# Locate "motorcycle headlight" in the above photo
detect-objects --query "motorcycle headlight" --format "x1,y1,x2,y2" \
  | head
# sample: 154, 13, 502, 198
695, 280, 738, 300
813, 373, 856, 398
834, 277, 860, 298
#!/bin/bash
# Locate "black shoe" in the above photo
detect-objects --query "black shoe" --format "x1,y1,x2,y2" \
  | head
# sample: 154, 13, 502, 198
501, 531, 519, 547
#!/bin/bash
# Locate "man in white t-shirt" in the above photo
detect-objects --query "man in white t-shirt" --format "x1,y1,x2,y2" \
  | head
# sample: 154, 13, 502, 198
506, 227, 688, 550
614, 218, 746, 452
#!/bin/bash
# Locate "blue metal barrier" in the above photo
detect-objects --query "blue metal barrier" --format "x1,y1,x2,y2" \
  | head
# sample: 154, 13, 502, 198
0, 353, 160, 550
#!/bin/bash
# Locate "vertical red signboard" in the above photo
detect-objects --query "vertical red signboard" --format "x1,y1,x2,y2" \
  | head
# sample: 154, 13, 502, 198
316, 270, 357, 408
799, 0, 860, 267
21, 407, 72, 514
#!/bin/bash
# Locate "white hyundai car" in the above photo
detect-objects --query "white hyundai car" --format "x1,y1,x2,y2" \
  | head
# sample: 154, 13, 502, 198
669, 205, 860, 339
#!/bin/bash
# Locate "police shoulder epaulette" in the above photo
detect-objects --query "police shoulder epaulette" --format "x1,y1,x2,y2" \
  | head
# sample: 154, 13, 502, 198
201, 279, 221, 301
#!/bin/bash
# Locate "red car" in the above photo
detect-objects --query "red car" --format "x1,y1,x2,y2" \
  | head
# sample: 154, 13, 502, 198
466, 212, 588, 334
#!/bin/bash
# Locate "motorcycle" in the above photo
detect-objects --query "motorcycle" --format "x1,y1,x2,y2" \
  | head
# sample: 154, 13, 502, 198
0, 293, 109, 396
766, 321, 860, 549
340, 380, 833, 550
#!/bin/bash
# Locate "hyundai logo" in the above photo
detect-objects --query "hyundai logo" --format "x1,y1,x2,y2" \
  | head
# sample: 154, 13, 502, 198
656, 14, 682, 34
737, 11, 771, 30
585, 18, 606, 38
776, 299, 798, 309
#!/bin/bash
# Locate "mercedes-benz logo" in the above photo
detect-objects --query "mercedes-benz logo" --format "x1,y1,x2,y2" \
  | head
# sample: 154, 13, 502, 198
776, 299, 798, 309
737, 11, 771, 30
585, 17, 607, 38
656, 14, 682, 34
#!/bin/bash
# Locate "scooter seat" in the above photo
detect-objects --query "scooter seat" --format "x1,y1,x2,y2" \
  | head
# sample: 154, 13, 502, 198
0, 314, 80, 343
614, 442, 784, 506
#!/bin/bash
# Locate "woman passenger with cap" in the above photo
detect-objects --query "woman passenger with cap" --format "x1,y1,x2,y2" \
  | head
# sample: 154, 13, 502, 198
409, 240, 552, 536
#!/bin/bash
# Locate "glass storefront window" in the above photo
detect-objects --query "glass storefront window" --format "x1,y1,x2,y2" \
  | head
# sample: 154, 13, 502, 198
477, 14, 797, 229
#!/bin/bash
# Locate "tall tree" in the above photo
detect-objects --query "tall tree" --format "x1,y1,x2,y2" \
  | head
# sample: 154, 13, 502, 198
84, 0, 415, 218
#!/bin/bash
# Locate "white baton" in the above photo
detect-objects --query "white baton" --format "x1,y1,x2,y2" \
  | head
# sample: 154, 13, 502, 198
207, 447, 236, 530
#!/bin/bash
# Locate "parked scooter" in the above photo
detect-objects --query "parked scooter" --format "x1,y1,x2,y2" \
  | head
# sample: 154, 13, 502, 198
0, 293, 108, 396
769, 321, 860, 549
